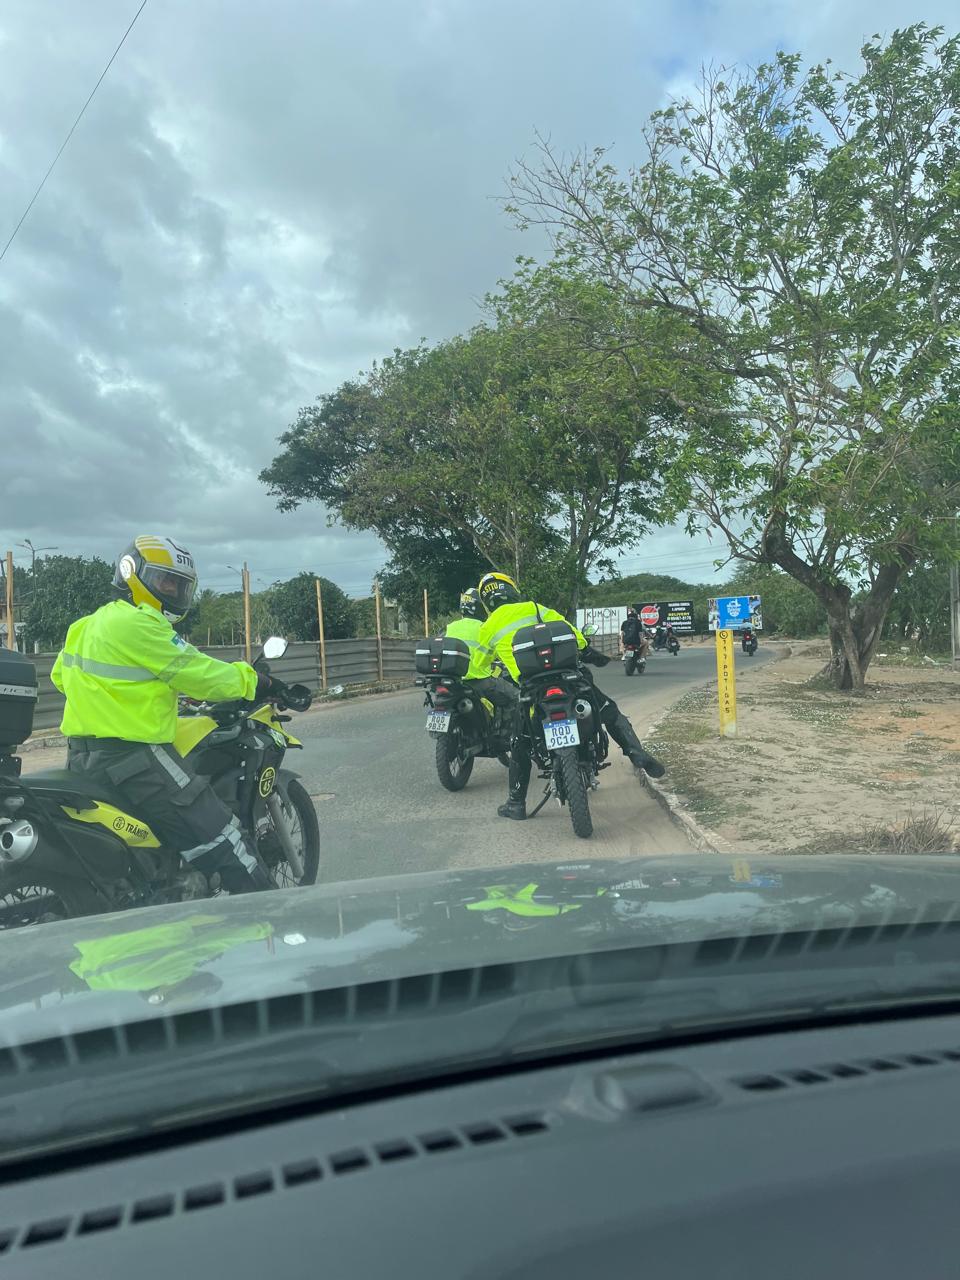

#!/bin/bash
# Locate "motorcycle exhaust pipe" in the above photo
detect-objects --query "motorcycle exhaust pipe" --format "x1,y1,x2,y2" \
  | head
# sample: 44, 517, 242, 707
457, 697, 474, 713
574, 699, 593, 719
0, 819, 38, 865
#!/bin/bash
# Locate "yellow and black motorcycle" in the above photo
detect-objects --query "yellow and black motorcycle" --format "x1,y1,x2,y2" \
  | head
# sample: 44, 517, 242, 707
0, 639, 319, 928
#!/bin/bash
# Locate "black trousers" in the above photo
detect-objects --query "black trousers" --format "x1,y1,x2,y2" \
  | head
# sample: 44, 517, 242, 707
66, 738, 265, 893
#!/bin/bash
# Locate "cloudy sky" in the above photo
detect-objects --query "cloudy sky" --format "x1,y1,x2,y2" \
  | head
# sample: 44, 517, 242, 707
1, 0, 953, 597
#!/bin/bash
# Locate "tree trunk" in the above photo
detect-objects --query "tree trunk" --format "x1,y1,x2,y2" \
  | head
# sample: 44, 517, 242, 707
825, 574, 901, 691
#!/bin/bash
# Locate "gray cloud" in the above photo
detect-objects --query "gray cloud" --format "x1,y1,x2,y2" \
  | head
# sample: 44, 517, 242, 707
2, 0, 956, 597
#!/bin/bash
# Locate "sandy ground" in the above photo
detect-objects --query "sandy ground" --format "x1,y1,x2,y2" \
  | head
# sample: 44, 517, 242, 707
646, 645, 960, 854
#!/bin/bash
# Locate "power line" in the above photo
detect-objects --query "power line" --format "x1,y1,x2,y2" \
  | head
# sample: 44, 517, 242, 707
0, 0, 150, 266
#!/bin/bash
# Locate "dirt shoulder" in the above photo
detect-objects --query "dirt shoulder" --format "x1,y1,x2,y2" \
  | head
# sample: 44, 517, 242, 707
647, 644, 960, 854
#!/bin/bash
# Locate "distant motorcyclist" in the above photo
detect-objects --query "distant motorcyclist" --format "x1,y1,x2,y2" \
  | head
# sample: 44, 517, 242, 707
653, 623, 666, 650
477, 573, 665, 821
51, 535, 274, 893
444, 587, 517, 711
621, 607, 651, 659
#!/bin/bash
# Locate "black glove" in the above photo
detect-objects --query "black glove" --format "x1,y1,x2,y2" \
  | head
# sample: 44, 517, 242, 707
581, 645, 612, 667
278, 682, 313, 712
255, 672, 274, 700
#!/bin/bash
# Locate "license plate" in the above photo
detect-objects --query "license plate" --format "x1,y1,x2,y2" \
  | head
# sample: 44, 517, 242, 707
543, 718, 580, 750
426, 710, 451, 733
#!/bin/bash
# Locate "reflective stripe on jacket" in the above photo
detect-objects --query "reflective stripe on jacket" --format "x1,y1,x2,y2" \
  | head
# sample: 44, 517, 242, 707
477, 601, 586, 680
51, 600, 258, 743
443, 617, 492, 680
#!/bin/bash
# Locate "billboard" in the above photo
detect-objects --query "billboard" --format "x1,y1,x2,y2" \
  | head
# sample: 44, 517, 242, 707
707, 594, 763, 632
577, 601, 695, 635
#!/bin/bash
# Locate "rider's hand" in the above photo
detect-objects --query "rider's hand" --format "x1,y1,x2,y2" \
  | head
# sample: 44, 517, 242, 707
582, 645, 612, 667
255, 672, 274, 700
283, 683, 313, 711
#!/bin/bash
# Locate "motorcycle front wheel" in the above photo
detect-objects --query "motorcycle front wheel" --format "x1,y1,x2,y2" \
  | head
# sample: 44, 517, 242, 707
556, 747, 593, 839
435, 720, 475, 791
0, 870, 99, 929
262, 777, 321, 888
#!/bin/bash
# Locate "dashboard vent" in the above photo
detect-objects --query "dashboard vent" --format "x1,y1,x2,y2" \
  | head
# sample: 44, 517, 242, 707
2, 1111, 551, 1254
735, 1047, 960, 1095
0, 963, 519, 1082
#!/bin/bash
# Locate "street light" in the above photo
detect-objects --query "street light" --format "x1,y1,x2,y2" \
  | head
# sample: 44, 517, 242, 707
17, 539, 58, 579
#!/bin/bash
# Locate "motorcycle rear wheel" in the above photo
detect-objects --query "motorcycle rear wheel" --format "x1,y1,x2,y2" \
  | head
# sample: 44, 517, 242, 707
0, 871, 99, 929
435, 721, 475, 791
625, 656, 636, 676
557, 747, 593, 839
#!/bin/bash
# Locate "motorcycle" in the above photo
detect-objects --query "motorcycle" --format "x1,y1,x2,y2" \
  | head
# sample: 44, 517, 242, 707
621, 642, 647, 676
741, 628, 758, 656
511, 619, 611, 840
415, 637, 512, 792
666, 629, 681, 656
652, 627, 667, 651
0, 638, 319, 930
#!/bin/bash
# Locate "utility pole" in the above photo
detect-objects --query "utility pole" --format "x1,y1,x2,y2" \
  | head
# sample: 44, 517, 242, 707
950, 561, 959, 670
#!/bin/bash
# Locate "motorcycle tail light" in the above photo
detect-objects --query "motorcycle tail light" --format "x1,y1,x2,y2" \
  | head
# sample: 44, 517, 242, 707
436, 685, 449, 694
549, 710, 569, 721
545, 686, 564, 697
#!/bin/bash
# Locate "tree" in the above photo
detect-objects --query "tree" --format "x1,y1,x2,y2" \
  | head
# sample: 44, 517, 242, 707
377, 528, 489, 627
22, 555, 114, 650
724, 564, 827, 636
262, 573, 353, 641
261, 266, 688, 615
882, 561, 953, 649
510, 25, 960, 688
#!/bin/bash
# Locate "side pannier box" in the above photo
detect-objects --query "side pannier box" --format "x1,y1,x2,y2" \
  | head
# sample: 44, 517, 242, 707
414, 636, 470, 679
0, 650, 38, 752
512, 620, 580, 677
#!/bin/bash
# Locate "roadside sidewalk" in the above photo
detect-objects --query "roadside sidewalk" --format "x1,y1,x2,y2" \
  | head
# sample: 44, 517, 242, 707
645, 644, 960, 854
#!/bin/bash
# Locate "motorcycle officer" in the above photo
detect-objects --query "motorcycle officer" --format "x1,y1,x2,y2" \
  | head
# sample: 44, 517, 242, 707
476, 573, 665, 821
445, 587, 518, 712
51, 535, 277, 893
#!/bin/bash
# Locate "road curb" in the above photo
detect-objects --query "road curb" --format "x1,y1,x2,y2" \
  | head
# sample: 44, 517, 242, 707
639, 642, 793, 854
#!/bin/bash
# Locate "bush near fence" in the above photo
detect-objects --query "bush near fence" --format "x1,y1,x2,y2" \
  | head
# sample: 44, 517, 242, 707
30, 637, 418, 733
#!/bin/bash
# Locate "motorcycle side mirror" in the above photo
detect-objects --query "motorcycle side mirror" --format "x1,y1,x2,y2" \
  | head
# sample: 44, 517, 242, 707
582, 624, 598, 638
262, 636, 288, 660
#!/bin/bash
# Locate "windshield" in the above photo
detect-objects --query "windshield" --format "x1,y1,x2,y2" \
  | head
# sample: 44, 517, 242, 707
0, 0, 959, 1167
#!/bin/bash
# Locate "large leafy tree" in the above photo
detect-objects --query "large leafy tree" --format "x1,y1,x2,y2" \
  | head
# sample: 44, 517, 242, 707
262, 572, 354, 641
261, 267, 686, 615
22, 555, 114, 650
510, 24, 960, 688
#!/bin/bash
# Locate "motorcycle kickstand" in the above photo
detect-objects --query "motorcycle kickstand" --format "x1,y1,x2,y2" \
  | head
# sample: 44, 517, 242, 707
527, 782, 553, 820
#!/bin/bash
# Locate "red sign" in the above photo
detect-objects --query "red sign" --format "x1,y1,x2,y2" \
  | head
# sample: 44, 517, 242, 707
640, 605, 660, 627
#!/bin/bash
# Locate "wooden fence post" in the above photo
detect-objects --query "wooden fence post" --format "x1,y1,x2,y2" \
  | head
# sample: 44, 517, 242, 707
423, 587, 429, 636
242, 563, 252, 662
374, 581, 384, 681
315, 578, 328, 690
5, 551, 14, 649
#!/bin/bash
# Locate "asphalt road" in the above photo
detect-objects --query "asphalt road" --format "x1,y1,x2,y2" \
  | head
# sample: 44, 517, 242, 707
289, 641, 775, 882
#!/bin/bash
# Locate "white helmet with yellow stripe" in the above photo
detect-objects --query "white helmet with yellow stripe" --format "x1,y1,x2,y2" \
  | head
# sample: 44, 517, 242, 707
113, 535, 198, 622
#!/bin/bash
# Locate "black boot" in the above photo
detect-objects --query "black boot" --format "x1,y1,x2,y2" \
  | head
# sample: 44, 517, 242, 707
606, 713, 666, 779
498, 753, 531, 819
497, 798, 527, 820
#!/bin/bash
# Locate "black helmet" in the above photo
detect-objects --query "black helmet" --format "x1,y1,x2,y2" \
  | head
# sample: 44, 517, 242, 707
478, 572, 521, 611
459, 587, 484, 620
626, 606, 638, 617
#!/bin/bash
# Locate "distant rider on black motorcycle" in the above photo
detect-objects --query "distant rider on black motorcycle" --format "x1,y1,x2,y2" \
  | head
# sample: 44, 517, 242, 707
477, 573, 665, 821
621, 607, 651, 659
51, 535, 279, 893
